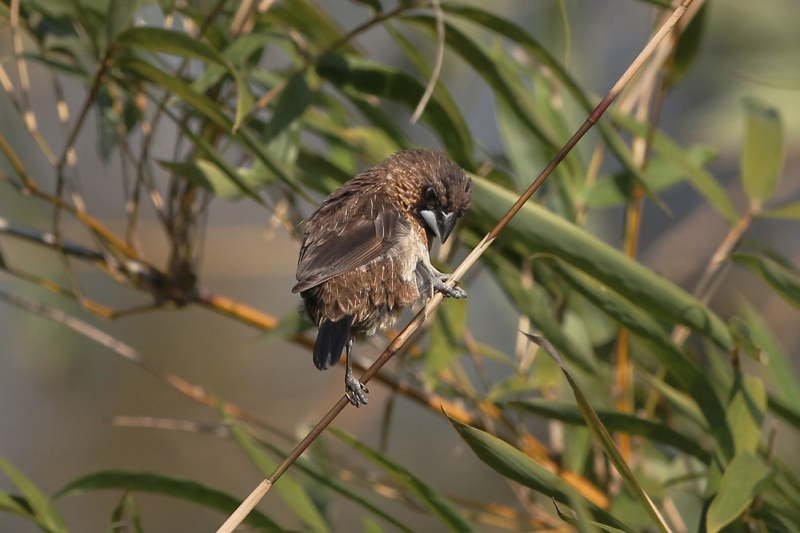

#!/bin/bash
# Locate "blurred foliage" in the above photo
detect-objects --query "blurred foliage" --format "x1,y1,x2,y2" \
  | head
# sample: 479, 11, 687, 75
0, 0, 799, 532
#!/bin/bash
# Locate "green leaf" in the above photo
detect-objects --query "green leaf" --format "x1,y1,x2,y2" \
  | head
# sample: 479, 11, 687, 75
329, 427, 478, 533
759, 201, 800, 220
467, 177, 733, 351
0, 492, 34, 518
725, 372, 766, 455
119, 58, 231, 128
316, 54, 475, 170
159, 160, 244, 200
115, 27, 253, 130
768, 394, 800, 432
509, 399, 711, 462
732, 253, 800, 310
741, 98, 784, 208
109, 493, 143, 533
635, 364, 707, 429
227, 423, 331, 533
665, 3, 708, 86
525, 335, 674, 533
447, 419, 637, 533
54, 470, 280, 529
0, 454, 67, 533
264, 72, 313, 142
551, 263, 733, 459
106, 0, 145, 41
161, 108, 264, 204
609, 110, 739, 225
706, 451, 775, 533
741, 304, 800, 407
352, 0, 383, 12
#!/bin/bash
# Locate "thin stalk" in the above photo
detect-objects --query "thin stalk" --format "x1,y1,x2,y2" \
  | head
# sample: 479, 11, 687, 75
214, 3, 695, 531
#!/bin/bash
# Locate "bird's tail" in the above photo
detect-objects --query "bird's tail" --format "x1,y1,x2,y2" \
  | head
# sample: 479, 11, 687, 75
313, 316, 353, 371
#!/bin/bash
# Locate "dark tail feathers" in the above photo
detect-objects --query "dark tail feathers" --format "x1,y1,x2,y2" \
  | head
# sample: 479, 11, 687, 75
313, 316, 353, 371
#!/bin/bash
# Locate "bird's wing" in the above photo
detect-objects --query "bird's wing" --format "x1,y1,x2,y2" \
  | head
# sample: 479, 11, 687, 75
292, 205, 404, 293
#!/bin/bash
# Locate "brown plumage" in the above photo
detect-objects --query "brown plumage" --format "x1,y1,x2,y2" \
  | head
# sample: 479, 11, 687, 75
293, 149, 472, 406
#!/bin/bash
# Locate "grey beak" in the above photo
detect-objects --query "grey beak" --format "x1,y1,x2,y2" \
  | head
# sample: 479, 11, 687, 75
421, 210, 459, 243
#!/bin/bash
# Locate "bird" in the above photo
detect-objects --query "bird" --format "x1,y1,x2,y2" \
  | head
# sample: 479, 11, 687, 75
293, 149, 473, 407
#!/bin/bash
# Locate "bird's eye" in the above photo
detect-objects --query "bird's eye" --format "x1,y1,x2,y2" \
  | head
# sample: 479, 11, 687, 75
424, 186, 438, 204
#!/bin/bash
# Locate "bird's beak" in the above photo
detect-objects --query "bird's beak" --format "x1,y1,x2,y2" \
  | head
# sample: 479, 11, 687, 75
421, 210, 459, 243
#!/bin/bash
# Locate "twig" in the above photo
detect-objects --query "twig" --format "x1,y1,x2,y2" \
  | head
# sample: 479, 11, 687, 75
214, 2, 695, 531
410, 0, 444, 124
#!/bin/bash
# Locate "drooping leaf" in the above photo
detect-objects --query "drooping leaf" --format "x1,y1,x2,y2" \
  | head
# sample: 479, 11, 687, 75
53, 470, 280, 529
706, 451, 775, 533
329, 427, 478, 533
741, 97, 784, 209
447, 418, 637, 533
732, 253, 800, 310
525, 335, 674, 533
665, 3, 708, 86
741, 304, 800, 407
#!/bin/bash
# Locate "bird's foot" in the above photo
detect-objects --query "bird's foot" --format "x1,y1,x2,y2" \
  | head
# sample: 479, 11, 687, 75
433, 274, 466, 299
345, 374, 369, 407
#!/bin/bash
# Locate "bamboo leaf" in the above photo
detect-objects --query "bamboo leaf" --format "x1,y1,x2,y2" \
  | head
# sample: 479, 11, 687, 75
732, 253, 800, 310
741, 304, 800, 407
0, 454, 67, 533
109, 493, 144, 533
509, 399, 711, 462
447, 419, 637, 533
706, 451, 775, 533
524, 335, 674, 533
759, 201, 800, 220
53, 470, 280, 529
741, 98, 784, 209
329, 427, 478, 533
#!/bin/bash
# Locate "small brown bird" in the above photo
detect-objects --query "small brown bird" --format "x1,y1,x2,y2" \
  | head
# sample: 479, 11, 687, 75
293, 150, 472, 406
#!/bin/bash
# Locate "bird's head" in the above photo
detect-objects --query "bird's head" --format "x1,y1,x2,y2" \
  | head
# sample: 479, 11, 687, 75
387, 150, 472, 244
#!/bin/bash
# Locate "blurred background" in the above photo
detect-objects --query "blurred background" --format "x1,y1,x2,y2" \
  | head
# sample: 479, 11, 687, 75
0, 0, 799, 531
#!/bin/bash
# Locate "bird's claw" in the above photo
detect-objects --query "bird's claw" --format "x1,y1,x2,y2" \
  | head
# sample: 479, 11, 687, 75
345, 374, 369, 407
434, 275, 466, 299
